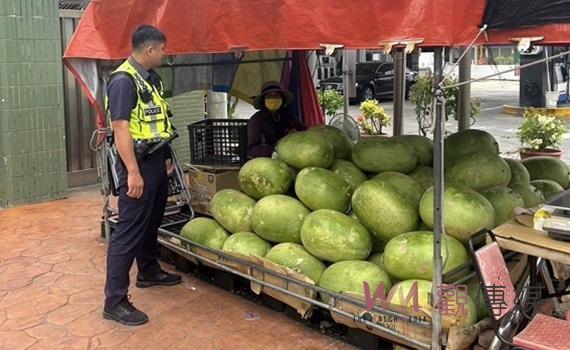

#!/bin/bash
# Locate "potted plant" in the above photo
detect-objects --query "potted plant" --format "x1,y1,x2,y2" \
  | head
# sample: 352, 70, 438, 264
318, 89, 344, 120
356, 99, 391, 136
517, 108, 567, 159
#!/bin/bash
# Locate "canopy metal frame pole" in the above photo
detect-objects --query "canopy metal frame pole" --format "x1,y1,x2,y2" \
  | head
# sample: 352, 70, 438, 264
342, 49, 350, 117
393, 47, 406, 135
432, 47, 444, 350
457, 46, 472, 131
159, 57, 292, 68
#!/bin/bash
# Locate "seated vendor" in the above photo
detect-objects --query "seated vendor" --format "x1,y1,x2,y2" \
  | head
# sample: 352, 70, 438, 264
247, 81, 302, 159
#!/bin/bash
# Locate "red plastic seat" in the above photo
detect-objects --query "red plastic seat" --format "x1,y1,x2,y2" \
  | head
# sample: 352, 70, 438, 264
474, 242, 518, 320
513, 313, 570, 350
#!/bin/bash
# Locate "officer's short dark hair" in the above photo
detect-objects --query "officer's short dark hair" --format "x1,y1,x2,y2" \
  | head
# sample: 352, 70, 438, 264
131, 25, 167, 51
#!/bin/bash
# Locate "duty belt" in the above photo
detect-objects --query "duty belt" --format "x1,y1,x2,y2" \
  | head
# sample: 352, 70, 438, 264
133, 132, 179, 161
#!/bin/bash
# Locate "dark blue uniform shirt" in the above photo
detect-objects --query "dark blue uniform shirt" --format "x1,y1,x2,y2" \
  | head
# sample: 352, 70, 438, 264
107, 57, 163, 122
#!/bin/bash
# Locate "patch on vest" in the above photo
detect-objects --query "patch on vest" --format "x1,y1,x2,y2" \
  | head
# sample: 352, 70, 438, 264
145, 106, 162, 116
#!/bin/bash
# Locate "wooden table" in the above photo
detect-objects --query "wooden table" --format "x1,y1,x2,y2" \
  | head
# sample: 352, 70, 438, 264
493, 221, 570, 265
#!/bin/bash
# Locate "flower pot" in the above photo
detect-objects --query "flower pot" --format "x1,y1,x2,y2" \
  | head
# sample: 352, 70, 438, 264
519, 148, 562, 160
360, 132, 388, 138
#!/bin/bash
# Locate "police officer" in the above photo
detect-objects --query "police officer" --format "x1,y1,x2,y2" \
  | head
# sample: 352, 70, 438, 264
103, 25, 181, 326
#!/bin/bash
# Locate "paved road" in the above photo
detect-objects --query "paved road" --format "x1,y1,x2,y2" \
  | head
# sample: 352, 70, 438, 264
235, 80, 570, 162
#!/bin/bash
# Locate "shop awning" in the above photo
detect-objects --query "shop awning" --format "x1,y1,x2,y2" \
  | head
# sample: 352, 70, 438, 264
64, 0, 570, 61
62, 0, 570, 125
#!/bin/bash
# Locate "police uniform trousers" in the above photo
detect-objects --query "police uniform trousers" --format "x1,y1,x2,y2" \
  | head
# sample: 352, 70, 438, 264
104, 149, 169, 309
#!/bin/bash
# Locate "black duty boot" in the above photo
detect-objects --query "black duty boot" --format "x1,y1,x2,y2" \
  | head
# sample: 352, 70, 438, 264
103, 296, 148, 326
136, 270, 182, 288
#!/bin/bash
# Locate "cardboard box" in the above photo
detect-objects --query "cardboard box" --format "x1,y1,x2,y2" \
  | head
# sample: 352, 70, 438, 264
186, 168, 240, 215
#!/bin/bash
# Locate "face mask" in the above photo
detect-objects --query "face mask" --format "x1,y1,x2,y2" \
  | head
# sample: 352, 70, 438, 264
265, 98, 283, 112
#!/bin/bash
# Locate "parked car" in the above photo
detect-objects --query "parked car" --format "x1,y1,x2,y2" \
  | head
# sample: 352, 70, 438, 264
319, 61, 418, 102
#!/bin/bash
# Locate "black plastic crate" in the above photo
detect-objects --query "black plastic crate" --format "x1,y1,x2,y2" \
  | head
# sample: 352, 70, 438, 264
188, 119, 248, 167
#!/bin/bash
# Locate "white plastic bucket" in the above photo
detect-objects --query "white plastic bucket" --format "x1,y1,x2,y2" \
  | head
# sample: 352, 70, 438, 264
545, 91, 559, 108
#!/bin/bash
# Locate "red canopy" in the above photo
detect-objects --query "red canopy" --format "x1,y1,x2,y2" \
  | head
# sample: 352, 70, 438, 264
63, 0, 570, 127
64, 0, 570, 60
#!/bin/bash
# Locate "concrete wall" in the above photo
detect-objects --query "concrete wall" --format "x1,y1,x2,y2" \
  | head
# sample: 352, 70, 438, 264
0, 0, 67, 208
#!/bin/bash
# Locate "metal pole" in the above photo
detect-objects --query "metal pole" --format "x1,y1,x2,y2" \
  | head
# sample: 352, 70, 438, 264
545, 48, 552, 92
431, 47, 444, 350
458, 47, 472, 131
393, 48, 406, 135
342, 49, 350, 116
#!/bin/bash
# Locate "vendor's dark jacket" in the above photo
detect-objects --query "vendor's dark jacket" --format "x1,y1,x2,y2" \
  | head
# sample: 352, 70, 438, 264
247, 107, 303, 159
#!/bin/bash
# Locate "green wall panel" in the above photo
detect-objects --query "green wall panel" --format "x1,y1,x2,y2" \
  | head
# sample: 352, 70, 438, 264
0, 0, 66, 208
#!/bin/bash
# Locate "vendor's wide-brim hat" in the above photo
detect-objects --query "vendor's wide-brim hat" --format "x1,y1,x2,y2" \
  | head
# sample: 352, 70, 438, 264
252, 81, 294, 110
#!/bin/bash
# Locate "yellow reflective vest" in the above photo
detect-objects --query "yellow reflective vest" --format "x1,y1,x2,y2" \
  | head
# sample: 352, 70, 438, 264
106, 60, 173, 141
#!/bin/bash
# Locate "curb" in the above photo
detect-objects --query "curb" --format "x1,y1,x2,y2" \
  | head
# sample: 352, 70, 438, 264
503, 105, 570, 118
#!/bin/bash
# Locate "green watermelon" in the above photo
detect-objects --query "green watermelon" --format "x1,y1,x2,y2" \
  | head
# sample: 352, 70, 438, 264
239, 157, 292, 199
444, 129, 499, 168
349, 213, 385, 253
504, 158, 531, 187
295, 167, 351, 212
329, 159, 368, 194
352, 180, 419, 241
222, 232, 271, 257
368, 252, 402, 283
251, 195, 310, 244
265, 243, 326, 283
445, 153, 511, 191
396, 135, 433, 166
388, 279, 477, 329
318, 261, 392, 304
383, 231, 469, 281
531, 179, 564, 200
466, 276, 490, 320
180, 218, 229, 250
276, 131, 334, 169
308, 125, 352, 160
373, 172, 423, 207
522, 156, 570, 189
420, 185, 495, 243
210, 189, 255, 233
368, 253, 385, 269
301, 209, 372, 262
511, 184, 545, 208
409, 166, 434, 194
480, 187, 525, 226
352, 136, 418, 173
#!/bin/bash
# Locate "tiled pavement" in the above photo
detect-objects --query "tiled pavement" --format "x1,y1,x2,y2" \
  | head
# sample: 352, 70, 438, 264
0, 187, 355, 350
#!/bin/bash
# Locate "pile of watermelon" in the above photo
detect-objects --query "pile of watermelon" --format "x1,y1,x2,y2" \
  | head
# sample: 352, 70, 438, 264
179, 127, 569, 329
